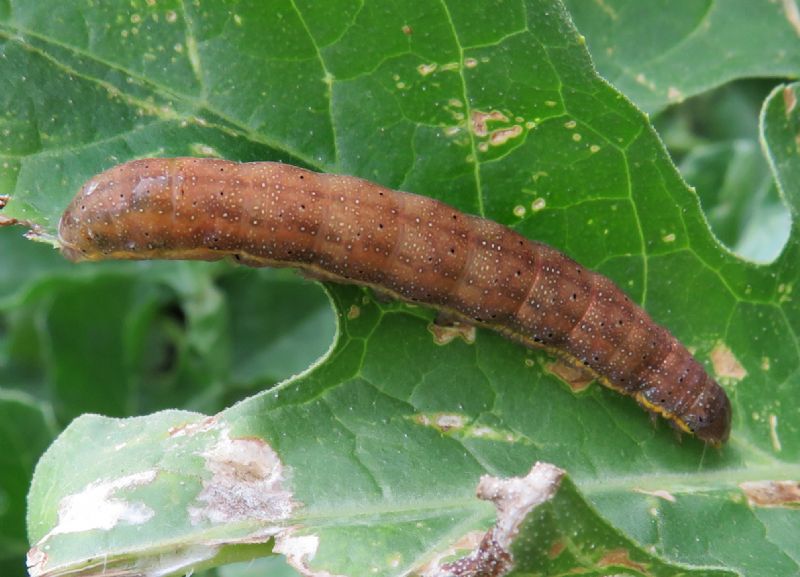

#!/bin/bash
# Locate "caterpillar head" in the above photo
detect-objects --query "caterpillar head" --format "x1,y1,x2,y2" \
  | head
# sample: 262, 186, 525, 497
680, 380, 732, 446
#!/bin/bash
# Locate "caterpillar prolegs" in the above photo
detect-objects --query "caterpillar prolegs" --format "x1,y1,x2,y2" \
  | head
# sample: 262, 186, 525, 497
58, 158, 732, 445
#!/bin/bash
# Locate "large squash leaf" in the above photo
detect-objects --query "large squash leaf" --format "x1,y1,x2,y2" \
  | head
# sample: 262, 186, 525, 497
1, 2, 798, 576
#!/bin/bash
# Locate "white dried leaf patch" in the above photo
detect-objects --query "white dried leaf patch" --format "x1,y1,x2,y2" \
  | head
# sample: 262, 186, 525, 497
189, 428, 295, 525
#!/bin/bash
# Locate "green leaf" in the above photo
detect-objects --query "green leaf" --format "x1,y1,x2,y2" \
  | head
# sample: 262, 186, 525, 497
565, 0, 800, 113
0, 391, 56, 577
1, 2, 798, 577
654, 80, 792, 263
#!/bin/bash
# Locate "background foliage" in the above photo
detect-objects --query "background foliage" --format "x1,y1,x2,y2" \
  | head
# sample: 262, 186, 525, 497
0, 1, 798, 576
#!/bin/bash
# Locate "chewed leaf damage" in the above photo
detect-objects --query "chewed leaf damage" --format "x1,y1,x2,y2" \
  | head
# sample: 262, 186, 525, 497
27, 471, 158, 576
419, 462, 565, 577
740, 480, 800, 508
26, 417, 298, 577
189, 429, 296, 525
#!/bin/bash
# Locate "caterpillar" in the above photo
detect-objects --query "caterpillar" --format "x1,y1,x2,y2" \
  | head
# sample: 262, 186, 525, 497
58, 157, 732, 445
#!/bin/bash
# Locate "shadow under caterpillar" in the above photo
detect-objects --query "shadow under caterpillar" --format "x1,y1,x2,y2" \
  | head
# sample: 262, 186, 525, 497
58, 157, 732, 445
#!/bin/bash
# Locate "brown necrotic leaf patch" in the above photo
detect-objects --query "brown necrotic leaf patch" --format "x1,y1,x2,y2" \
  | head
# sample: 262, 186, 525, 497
710, 342, 747, 381
598, 549, 648, 573
428, 320, 476, 345
412, 412, 468, 433
419, 462, 564, 577
189, 428, 296, 525
470, 110, 509, 137
546, 358, 595, 392
740, 480, 800, 508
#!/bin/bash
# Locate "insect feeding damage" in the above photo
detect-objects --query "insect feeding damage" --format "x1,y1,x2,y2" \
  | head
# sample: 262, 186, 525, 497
27, 470, 158, 577
58, 157, 732, 444
429, 317, 477, 345
419, 462, 564, 577
709, 342, 747, 382
740, 480, 800, 508
545, 358, 595, 392
189, 428, 296, 526
27, 416, 298, 577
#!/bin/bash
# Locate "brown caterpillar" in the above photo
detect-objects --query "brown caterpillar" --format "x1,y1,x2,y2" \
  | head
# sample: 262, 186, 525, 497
58, 158, 732, 445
